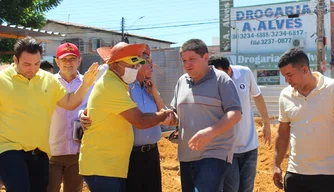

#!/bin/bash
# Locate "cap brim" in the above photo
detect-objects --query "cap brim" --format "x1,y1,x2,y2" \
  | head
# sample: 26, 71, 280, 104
58, 53, 79, 59
96, 47, 113, 63
107, 44, 146, 64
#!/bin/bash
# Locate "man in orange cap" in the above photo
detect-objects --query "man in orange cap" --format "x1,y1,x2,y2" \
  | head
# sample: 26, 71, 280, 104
78, 42, 173, 192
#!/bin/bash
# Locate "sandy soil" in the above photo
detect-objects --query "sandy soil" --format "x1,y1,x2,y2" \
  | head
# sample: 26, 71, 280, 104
0, 118, 288, 192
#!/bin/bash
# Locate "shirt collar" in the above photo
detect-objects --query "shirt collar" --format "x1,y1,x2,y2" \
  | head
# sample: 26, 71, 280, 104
106, 69, 129, 89
6, 63, 42, 79
185, 66, 215, 85
55, 71, 82, 83
291, 72, 325, 96
230, 65, 241, 80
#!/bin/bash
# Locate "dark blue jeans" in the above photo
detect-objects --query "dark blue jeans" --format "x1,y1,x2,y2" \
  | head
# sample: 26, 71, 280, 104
0, 149, 49, 192
222, 148, 258, 192
84, 175, 126, 192
180, 158, 231, 192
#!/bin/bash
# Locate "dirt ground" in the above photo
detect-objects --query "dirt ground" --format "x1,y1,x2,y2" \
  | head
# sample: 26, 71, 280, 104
0, 118, 288, 192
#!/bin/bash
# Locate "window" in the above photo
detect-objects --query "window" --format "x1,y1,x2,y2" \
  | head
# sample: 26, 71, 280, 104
92, 38, 101, 51
61, 38, 84, 52
257, 70, 280, 85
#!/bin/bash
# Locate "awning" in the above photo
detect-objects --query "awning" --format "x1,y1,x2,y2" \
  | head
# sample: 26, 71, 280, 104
0, 23, 65, 39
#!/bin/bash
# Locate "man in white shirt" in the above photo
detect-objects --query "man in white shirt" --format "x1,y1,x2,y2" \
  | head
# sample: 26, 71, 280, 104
209, 55, 271, 192
273, 48, 334, 192
47, 43, 91, 192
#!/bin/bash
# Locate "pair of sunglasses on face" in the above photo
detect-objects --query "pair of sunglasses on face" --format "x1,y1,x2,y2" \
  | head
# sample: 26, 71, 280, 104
115, 56, 146, 65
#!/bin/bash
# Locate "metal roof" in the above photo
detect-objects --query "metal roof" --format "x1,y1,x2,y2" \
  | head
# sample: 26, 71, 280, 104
0, 23, 65, 39
47, 20, 175, 44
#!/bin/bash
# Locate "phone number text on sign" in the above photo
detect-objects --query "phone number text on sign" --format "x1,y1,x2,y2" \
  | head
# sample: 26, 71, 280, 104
231, 30, 304, 39
250, 38, 292, 45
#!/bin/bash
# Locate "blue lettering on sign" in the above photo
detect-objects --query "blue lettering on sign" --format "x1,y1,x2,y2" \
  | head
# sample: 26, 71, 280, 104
276, 20, 284, 29
286, 19, 294, 29
237, 4, 308, 32
243, 23, 252, 32
258, 21, 267, 31
265, 8, 273, 17
268, 21, 276, 30
236, 11, 244, 21
254, 9, 263, 19
302, 4, 311, 14
275, 7, 283, 17
294, 18, 302, 28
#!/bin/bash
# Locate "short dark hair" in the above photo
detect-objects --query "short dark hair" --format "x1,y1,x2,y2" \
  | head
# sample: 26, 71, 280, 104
40, 60, 54, 70
278, 47, 309, 69
14, 36, 43, 61
208, 55, 230, 71
180, 39, 208, 57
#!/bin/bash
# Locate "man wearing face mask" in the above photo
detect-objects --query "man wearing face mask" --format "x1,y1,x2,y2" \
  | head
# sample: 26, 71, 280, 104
78, 42, 173, 192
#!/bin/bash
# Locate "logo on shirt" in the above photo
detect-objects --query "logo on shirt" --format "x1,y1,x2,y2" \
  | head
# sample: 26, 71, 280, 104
239, 84, 246, 90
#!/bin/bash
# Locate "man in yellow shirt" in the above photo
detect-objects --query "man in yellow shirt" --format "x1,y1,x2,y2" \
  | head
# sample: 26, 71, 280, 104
79, 42, 173, 192
0, 36, 99, 192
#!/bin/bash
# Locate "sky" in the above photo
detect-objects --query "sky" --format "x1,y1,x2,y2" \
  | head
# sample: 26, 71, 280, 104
45, 0, 303, 47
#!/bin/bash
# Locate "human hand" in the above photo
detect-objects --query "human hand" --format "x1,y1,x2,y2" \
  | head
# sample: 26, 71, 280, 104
82, 62, 99, 88
262, 122, 271, 146
80, 108, 92, 129
144, 78, 157, 95
160, 111, 178, 126
188, 127, 214, 150
273, 166, 284, 189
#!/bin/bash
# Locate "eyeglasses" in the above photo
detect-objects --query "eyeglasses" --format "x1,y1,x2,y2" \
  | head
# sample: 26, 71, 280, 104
114, 56, 146, 65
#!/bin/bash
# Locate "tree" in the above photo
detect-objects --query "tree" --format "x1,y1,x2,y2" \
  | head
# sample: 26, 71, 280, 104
0, 0, 63, 63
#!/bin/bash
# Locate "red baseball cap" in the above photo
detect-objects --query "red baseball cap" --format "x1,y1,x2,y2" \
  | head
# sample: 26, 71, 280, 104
56, 43, 80, 59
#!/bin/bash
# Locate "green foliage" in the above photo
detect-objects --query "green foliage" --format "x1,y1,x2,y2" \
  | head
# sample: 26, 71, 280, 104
0, 0, 62, 28
0, 0, 62, 62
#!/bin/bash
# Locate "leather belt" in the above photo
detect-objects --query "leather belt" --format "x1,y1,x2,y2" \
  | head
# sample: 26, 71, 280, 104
132, 143, 157, 152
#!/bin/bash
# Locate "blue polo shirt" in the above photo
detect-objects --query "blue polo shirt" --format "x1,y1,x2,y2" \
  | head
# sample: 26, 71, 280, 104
129, 81, 161, 146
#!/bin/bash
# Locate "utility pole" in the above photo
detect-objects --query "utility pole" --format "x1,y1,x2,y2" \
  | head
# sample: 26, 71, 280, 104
121, 17, 125, 42
316, 0, 325, 74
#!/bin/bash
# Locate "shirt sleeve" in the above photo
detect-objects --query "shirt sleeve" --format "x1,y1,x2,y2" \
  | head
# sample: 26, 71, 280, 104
218, 73, 242, 113
247, 69, 261, 97
170, 80, 180, 113
53, 77, 68, 103
278, 90, 289, 123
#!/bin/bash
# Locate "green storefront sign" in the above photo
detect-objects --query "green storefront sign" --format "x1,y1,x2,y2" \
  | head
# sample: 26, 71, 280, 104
226, 51, 331, 70
219, 0, 233, 52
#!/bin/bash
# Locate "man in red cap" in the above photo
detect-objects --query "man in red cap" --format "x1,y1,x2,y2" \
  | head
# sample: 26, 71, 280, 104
0, 37, 99, 192
78, 42, 173, 192
47, 42, 90, 192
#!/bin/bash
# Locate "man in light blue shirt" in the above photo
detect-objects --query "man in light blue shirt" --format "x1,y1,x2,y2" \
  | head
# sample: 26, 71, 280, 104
125, 44, 166, 192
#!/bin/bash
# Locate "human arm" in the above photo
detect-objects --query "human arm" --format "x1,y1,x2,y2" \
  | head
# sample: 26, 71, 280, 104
120, 107, 173, 129
144, 78, 165, 111
188, 110, 241, 150
253, 94, 271, 145
273, 122, 290, 189
57, 63, 99, 110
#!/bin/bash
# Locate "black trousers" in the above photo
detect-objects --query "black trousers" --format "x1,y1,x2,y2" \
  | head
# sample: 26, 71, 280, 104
0, 149, 49, 192
284, 171, 334, 192
126, 145, 162, 192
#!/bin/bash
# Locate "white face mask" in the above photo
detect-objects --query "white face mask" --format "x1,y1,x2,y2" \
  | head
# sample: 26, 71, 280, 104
121, 67, 139, 84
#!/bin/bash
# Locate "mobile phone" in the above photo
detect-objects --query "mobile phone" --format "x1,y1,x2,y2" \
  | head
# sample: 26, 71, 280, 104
72, 119, 84, 141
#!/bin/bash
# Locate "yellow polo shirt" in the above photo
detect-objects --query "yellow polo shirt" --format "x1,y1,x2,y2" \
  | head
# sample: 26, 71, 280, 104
0, 65, 67, 155
79, 70, 137, 178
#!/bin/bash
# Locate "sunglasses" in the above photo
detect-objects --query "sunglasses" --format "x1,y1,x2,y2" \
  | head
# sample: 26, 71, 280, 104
115, 56, 146, 65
